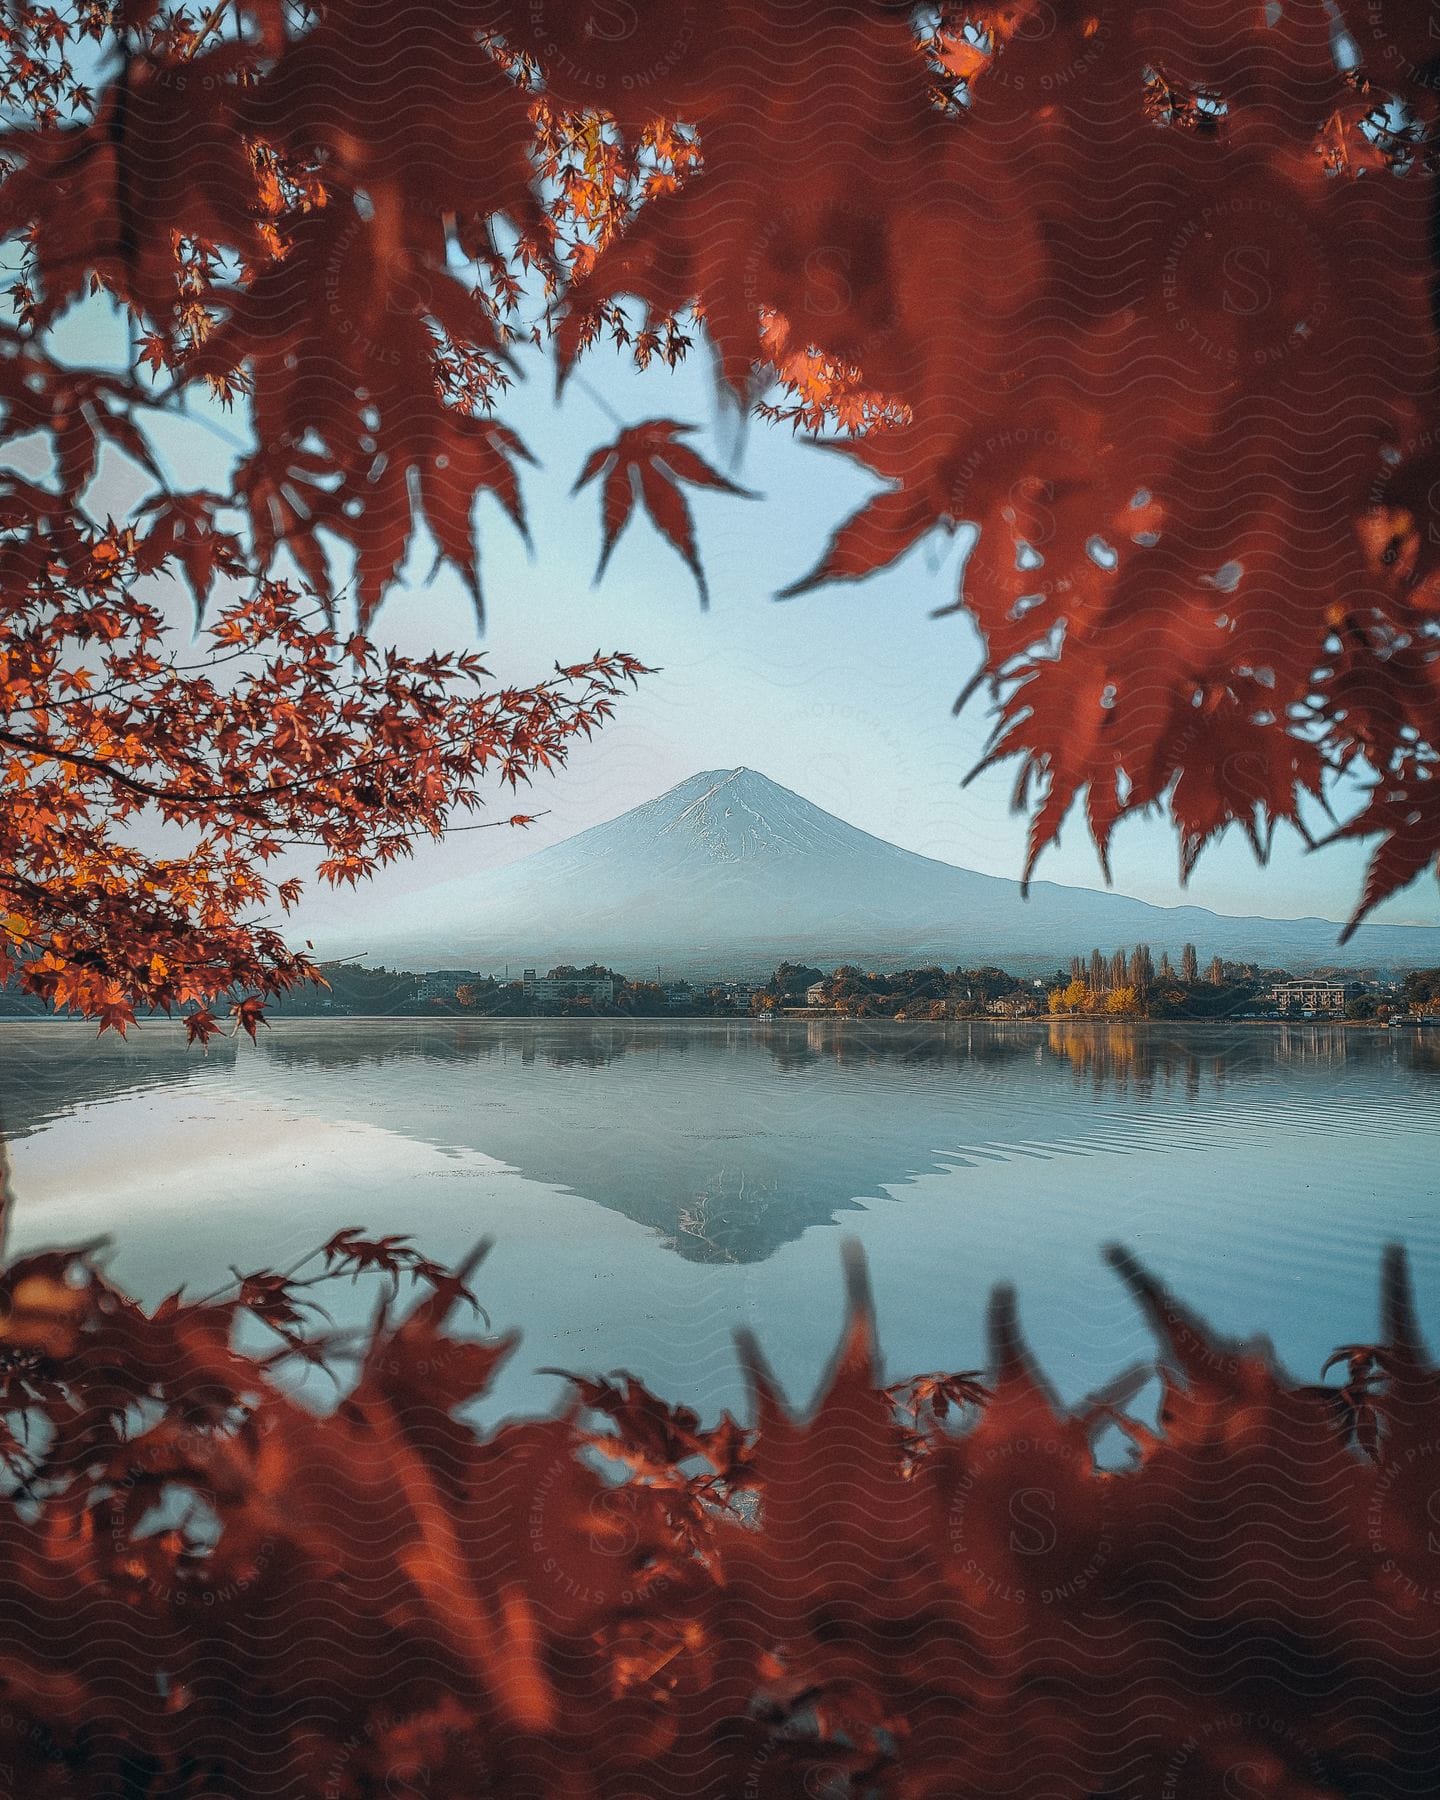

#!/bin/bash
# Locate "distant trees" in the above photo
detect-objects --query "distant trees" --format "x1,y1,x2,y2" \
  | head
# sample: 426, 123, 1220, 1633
1050, 977, 1138, 1018
1401, 970, 1440, 1013
780, 965, 1033, 1019
758, 963, 825, 1005
446, 966, 728, 1017
272, 962, 422, 1017
1049, 979, 1091, 1016
1050, 942, 1171, 1014
258, 943, 1337, 1024
1043, 943, 1410, 1022
1047, 940, 1275, 1019
271, 949, 1393, 1025
614, 981, 670, 1017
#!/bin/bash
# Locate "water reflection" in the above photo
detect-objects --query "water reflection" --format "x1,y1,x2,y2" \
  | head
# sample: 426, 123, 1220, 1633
247, 1016, 1426, 1077
1044, 1020, 1265, 1099
3, 1019, 1438, 1267
0, 1029, 237, 1146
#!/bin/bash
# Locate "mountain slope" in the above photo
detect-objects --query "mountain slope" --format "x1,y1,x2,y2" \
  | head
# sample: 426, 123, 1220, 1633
354, 768, 1440, 975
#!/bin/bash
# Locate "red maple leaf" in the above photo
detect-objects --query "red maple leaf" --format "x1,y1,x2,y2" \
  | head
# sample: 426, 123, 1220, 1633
573, 421, 755, 608
184, 1008, 224, 1049
229, 995, 269, 1042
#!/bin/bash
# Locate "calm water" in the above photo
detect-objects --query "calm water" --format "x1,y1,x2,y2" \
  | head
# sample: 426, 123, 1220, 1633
1, 1018, 1437, 1423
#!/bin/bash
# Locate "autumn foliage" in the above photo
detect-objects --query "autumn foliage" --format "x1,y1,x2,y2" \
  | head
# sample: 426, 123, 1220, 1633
3, 3, 1440, 1032
0, 1221, 1433, 1797
7, 13, 1440, 1790
0, 536, 645, 1032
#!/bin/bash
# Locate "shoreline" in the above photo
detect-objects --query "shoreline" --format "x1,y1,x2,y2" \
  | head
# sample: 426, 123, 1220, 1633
0, 1013, 1429, 1033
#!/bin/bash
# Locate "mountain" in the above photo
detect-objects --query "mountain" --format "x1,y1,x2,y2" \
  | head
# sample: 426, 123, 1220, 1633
351, 767, 1440, 977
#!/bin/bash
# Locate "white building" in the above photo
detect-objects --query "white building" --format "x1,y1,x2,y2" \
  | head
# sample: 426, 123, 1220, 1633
1267, 978, 1364, 1015
521, 970, 615, 1003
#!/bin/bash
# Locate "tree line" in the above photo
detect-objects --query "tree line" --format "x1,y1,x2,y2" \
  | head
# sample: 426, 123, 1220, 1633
1047, 942, 1262, 1018
10, 949, 1427, 1024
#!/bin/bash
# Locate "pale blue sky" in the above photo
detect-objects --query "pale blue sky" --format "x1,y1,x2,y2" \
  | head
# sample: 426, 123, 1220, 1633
45, 298, 1440, 934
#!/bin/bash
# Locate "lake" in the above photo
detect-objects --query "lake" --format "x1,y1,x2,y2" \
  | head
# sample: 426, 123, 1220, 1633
2, 1018, 1437, 1425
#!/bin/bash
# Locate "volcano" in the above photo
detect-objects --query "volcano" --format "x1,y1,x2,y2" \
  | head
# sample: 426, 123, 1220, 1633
353, 767, 1440, 977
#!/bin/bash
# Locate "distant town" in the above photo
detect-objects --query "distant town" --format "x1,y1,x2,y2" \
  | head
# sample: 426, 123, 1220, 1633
6, 943, 1430, 1025
302, 950, 1439, 1023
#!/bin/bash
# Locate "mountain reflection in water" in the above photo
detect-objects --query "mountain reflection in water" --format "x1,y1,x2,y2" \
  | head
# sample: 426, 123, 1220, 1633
3, 1019, 1437, 1267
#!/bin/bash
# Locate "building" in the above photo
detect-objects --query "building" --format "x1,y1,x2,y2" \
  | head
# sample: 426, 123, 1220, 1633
663, 981, 692, 1009
805, 981, 828, 1006
986, 992, 1041, 1018
521, 969, 615, 1004
1267, 978, 1364, 1015
417, 969, 479, 1002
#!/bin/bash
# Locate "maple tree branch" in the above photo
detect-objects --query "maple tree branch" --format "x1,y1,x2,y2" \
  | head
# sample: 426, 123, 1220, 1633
0, 878, 289, 978
0, 718, 460, 811
260, 809, 549, 850
0, 725, 181, 803
0, 624, 339, 716
181, 0, 236, 62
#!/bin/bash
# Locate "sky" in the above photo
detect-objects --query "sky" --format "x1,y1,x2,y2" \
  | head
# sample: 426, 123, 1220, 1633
46, 296, 1440, 939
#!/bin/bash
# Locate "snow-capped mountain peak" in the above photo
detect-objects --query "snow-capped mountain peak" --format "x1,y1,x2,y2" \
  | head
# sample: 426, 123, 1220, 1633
646, 768, 851, 863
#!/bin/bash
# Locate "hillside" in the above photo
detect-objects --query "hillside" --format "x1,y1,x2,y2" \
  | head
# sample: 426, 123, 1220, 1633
348, 768, 1440, 977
